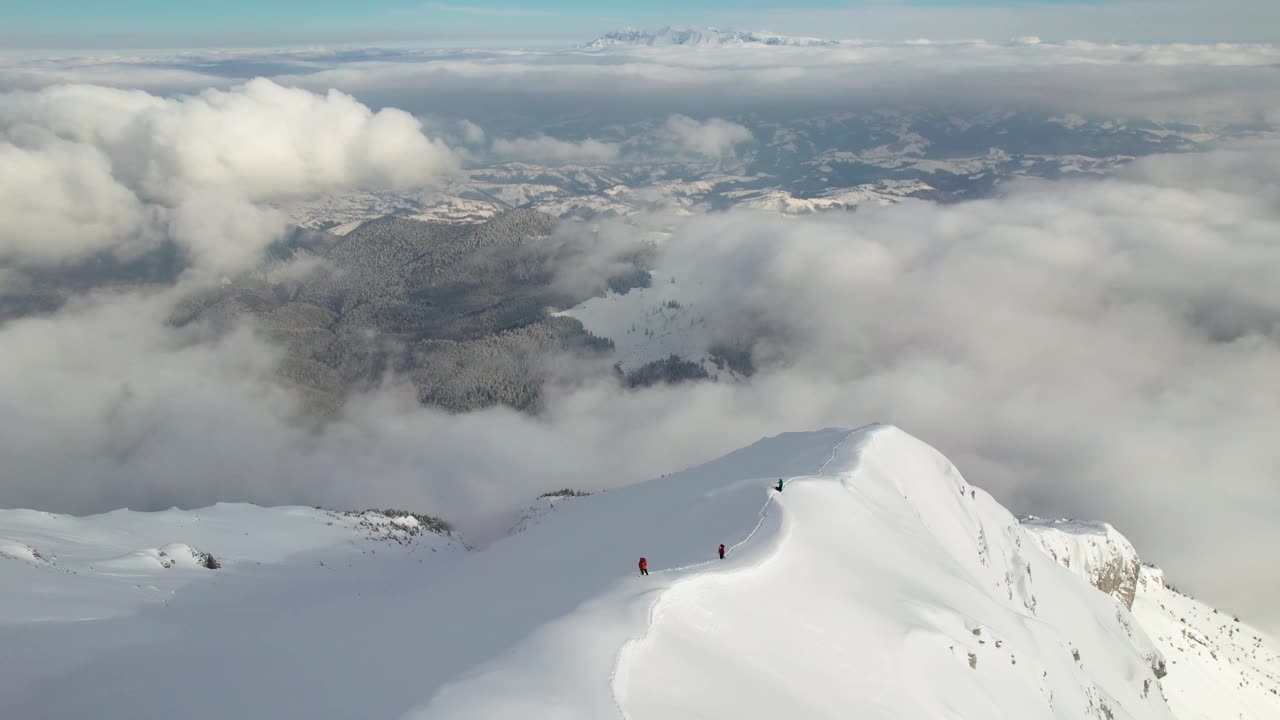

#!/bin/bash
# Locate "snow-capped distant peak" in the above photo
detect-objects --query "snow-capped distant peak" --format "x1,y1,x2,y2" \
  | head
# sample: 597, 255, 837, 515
585, 26, 839, 50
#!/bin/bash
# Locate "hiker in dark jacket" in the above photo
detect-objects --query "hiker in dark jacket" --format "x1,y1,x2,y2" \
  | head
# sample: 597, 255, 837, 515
776, 478, 784, 492
718, 544, 726, 560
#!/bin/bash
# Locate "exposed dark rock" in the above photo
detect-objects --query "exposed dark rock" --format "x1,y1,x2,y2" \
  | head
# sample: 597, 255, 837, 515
539, 489, 591, 498
709, 342, 755, 377
624, 354, 710, 388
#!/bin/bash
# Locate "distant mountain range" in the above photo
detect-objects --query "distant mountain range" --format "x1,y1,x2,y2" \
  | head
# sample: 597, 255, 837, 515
585, 26, 840, 49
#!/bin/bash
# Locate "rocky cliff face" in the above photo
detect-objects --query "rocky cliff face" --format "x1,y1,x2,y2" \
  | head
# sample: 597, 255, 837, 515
1021, 518, 1143, 609
1132, 564, 1280, 718
1021, 516, 1280, 719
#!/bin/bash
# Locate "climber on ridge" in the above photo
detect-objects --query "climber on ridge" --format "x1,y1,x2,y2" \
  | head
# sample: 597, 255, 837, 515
776, 478, 784, 492
718, 543, 726, 560
638, 557, 649, 576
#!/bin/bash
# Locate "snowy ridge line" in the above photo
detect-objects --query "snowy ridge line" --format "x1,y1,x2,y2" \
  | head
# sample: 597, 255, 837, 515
617, 427, 1185, 718
651, 424, 869, 574
610, 425, 873, 718
817, 423, 875, 475
610, 502, 792, 720
610, 584, 660, 720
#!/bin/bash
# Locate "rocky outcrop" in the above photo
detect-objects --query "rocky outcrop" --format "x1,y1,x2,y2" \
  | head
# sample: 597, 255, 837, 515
622, 354, 710, 388
1021, 518, 1142, 609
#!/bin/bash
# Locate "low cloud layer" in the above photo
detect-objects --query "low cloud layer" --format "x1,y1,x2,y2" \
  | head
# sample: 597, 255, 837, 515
4, 39, 1279, 129
0, 79, 458, 271
738, 0, 1280, 46
491, 135, 621, 164
663, 114, 753, 158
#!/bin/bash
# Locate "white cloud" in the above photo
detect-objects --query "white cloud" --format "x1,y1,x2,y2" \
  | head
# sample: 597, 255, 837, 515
0, 132, 149, 264
0, 79, 459, 269
4, 41, 1279, 127
734, 0, 1280, 46
168, 192, 289, 278
664, 114, 753, 158
458, 118, 486, 145
491, 135, 621, 163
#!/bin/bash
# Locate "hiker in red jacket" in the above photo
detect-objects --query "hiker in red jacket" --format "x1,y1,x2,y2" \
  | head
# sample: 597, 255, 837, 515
718, 544, 726, 560
638, 557, 649, 576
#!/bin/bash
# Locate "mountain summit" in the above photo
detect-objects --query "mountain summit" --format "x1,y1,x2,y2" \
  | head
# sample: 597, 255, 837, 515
2, 425, 1276, 718
585, 26, 840, 49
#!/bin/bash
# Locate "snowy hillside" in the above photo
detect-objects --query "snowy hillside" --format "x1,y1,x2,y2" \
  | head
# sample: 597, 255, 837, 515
585, 26, 839, 49
2, 425, 1270, 718
0, 505, 459, 625
556, 278, 713, 376
1133, 566, 1280, 718
1022, 517, 1280, 719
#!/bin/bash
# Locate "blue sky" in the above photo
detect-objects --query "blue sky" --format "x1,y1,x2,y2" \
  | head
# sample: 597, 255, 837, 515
4, 1, 1276, 49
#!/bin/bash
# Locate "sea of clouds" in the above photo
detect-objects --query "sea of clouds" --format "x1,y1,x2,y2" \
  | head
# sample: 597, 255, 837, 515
1, 36, 1278, 631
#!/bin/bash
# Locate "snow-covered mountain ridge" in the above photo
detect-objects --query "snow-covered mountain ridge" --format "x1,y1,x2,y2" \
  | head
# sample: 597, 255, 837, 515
2, 425, 1276, 718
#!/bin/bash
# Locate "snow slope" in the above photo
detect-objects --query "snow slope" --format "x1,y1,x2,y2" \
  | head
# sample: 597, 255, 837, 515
557, 282, 713, 376
0, 425, 1214, 719
614, 427, 1169, 720
1021, 517, 1280, 719
0, 505, 458, 626
1133, 566, 1280, 719
0, 506, 464, 717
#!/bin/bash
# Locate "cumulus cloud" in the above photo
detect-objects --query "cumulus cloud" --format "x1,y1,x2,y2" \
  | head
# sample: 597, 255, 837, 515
6, 79, 457, 202
0, 132, 149, 264
458, 118, 486, 145
663, 114, 753, 158
0, 79, 458, 269
491, 135, 621, 163
168, 192, 289, 277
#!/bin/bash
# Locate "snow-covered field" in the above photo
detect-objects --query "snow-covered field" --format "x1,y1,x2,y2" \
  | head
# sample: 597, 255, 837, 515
557, 282, 713, 375
2, 425, 1275, 718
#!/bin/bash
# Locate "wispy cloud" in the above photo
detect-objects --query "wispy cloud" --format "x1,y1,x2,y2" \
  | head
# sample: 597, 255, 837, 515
426, 3, 555, 17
